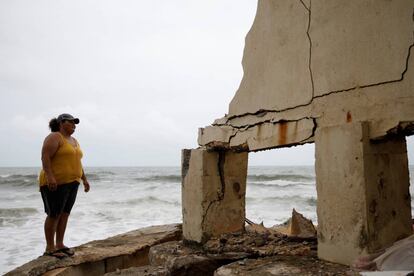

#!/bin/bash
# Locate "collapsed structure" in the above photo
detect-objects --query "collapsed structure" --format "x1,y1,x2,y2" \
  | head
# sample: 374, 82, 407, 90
181, 0, 414, 265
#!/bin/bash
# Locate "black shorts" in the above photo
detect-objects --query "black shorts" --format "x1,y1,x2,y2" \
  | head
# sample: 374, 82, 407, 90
40, 182, 79, 217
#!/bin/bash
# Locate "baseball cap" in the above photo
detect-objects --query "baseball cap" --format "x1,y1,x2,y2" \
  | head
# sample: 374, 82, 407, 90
57, 113, 80, 124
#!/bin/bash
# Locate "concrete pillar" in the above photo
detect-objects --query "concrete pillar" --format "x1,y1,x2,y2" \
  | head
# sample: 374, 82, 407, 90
181, 148, 248, 244
315, 122, 412, 265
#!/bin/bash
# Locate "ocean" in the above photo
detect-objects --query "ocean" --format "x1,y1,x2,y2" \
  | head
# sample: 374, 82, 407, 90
0, 166, 413, 274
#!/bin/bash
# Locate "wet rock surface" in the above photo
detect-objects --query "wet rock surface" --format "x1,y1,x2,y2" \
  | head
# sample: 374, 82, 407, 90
203, 226, 316, 258
6, 222, 359, 275
204, 227, 354, 275
5, 224, 182, 276
149, 240, 250, 275
214, 255, 357, 276
111, 225, 355, 276
105, 265, 168, 276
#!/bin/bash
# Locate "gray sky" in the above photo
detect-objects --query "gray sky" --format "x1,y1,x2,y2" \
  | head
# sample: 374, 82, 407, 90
0, 1, 413, 167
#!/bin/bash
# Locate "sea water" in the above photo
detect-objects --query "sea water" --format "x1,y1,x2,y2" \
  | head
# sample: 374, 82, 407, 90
0, 166, 413, 274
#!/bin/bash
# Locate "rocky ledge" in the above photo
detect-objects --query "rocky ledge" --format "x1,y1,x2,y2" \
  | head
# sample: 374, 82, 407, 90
6, 224, 182, 276
6, 221, 359, 275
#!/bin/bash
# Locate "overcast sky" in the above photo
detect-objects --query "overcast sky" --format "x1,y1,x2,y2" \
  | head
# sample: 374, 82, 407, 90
0, 1, 412, 167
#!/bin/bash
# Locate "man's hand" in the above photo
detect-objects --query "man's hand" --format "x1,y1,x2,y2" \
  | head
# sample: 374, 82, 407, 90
83, 179, 90, 192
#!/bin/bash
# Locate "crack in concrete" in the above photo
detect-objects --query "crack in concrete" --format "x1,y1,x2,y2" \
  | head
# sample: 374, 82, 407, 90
227, 131, 239, 146
311, 7, 414, 99
181, 150, 192, 180
217, 151, 226, 200
200, 152, 226, 231
246, 121, 316, 153
201, 200, 216, 230
310, 117, 318, 138
226, 117, 316, 150
211, 7, 414, 130
219, 2, 315, 133
230, 117, 314, 131
300, 0, 314, 100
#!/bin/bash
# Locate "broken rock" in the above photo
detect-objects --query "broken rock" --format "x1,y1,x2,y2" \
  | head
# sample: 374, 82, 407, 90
272, 209, 317, 239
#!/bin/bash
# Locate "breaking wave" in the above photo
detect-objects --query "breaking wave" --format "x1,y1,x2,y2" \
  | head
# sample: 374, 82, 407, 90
248, 182, 313, 188
247, 174, 314, 182
127, 173, 316, 184
134, 175, 181, 183
247, 195, 317, 206
0, 174, 38, 187
0, 208, 38, 217
107, 196, 180, 207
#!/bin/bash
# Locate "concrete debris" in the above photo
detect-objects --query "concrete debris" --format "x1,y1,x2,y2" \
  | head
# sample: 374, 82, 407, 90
271, 208, 317, 239
246, 209, 317, 240
6, 222, 358, 275
214, 255, 355, 276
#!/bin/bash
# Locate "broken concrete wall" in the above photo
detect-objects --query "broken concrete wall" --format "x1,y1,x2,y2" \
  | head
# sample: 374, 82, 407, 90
363, 132, 412, 252
182, 149, 248, 243
315, 122, 412, 264
184, 0, 414, 265
198, 0, 414, 151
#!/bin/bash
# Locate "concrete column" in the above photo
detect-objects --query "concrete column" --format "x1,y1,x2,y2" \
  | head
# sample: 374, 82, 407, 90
315, 122, 412, 265
181, 148, 248, 244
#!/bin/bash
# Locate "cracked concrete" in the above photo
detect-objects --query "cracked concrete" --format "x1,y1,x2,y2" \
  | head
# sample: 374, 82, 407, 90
311, 1, 414, 96
217, 152, 226, 200
200, 40, 414, 151
182, 149, 248, 244
227, 117, 315, 151
300, 0, 314, 101
199, 0, 414, 153
228, 0, 313, 115
232, 0, 414, 113
184, 0, 414, 266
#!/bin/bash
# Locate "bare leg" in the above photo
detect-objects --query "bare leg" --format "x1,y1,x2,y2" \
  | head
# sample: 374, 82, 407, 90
44, 215, 60, 252
56, 212, 70, 249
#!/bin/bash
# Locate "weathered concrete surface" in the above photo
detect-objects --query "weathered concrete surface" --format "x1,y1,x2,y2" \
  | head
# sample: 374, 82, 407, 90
198, 0, 414, 151
363, 133, 413, 253
311, 0, 414, 96
149, 241, 249, 276
182, 149, 248, 243
204, 223, 351, 275
11, 222, 365, 276
315, 123, 412, 265
203, 224, 316, 258
6, 224, 181, 276
189, 0, 414, 267
104, 266, 167, 276
102, 224, 353, 276
228, 0, 313, 115
214, 255, 355, 276
272, 209, 317, 239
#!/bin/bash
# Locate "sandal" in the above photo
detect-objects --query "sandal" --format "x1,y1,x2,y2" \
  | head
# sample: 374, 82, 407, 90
56, 247, 75, 256
43, 250, 68, 259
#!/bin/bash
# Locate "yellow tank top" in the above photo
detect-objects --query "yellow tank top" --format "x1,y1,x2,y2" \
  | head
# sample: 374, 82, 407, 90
39, 133, 83, 186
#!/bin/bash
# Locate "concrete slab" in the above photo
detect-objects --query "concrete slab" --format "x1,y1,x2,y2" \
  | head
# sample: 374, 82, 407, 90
5, 224, 181, 276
